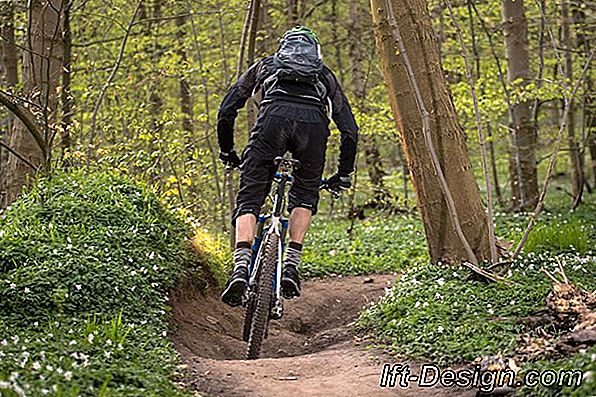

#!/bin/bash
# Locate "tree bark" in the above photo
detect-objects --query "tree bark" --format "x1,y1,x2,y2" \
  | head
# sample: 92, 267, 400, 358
6, 0, 64, 205
502, 0, 538, 211
1, 0, 18, 207
370, 0, 492, 263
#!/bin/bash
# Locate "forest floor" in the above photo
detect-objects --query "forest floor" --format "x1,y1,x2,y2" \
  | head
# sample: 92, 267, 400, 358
170, 274, 477, 397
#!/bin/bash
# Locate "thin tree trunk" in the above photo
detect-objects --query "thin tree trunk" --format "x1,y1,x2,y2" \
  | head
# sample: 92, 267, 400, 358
502, 0, 538, 211
349, 0, 385, 192
331, 0, 344, 85
371, 0, 492, 264
6, 0, 64, 205
487, 124, 505, 208
61, 0, 73, 160
562, 0, 583, 206
187, 12, 226, 230
514, 53, 593, 257
176, 15, 194, 145
446, 0, 498, 262
467, 1, 504, 208
246, 0, 261, 130
288, 0, 299, 26
1, 0, 18, 207
215, 0, 231, 87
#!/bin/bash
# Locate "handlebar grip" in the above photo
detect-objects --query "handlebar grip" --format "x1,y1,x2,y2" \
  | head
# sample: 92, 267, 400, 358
319, 179, 341, 199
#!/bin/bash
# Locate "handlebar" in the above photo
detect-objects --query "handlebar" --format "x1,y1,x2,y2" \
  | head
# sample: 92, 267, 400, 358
224, 163, 341, 200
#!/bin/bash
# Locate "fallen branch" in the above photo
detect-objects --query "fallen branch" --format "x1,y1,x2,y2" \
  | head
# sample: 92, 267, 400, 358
462, 261, 517, 285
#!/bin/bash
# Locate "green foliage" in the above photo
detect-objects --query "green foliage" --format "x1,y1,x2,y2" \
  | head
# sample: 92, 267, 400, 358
0, 171, 197, 396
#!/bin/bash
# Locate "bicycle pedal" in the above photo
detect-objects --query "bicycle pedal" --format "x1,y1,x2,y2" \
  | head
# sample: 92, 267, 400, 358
270, 302, 283, 320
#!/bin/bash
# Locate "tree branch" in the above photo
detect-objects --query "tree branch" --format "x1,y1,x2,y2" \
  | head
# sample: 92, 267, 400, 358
88, 0, 143, 159
0, 91, 47, 158
0, 140, 38, 171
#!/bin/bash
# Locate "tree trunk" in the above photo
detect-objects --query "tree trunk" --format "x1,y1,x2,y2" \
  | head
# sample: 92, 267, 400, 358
502, 0, 538, 211
562, 0, 583, 205
574, 5, 595, 186
61, 0, 73, 160
6, 0, 64, 205
1, 0, 18, 207
176, 15, 194, 152
331, 0, 344, 85
370, 0, 492, 263
287, 0, 299, 26
246, 0, 261, 130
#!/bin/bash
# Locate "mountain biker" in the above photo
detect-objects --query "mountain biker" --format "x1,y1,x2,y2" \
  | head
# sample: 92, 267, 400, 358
217, 26, 359, 307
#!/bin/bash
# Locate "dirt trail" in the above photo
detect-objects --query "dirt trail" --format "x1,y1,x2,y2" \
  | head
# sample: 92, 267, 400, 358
171, 275, 477, 397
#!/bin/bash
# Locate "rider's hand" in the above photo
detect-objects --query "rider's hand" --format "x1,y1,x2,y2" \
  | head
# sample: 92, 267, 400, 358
219, 150, 242, 169
326, 173, 351, 191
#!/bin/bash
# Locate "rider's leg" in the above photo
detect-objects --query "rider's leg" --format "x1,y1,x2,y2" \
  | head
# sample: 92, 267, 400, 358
220, 213, 258, 307
288, 207, 312, 244
221, 113, 290, 307
281, 208, 312, 298
236, 213, 258, 244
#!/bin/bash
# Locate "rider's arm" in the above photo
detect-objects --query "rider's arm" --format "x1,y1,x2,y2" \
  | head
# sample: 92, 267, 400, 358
217, 60, 264, 153
324, 68, 359, 175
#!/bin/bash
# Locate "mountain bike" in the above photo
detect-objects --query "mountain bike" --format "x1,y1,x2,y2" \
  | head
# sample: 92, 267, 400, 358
241, 156, 339, 359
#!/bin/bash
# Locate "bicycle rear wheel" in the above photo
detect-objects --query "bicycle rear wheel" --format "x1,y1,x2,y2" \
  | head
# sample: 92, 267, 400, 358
245, 232, 279, 360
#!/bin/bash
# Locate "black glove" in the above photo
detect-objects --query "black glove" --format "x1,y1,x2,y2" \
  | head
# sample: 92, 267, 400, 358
219, 150, 242, 169
326, 173, 351, 191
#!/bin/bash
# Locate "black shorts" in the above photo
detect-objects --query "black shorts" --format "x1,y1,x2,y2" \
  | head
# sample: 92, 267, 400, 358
232, 102, 330, 225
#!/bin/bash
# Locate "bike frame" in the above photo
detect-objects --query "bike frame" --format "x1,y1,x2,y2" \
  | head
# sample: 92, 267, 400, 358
247, 168, 293, 319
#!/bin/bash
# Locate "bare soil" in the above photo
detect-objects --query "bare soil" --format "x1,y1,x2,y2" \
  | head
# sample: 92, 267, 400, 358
170, 274, 478, 397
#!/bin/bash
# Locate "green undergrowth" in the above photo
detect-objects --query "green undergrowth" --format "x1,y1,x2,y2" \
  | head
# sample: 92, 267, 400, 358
302, 214, 428, 278
518, 345, 596, 397
302, 192, 594, 279
0, 171, 206, 396
357, 252, 595, 363
354, 194, 595, 396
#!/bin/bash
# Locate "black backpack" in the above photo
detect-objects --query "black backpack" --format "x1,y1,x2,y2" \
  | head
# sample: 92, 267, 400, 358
259, 33, 329, 108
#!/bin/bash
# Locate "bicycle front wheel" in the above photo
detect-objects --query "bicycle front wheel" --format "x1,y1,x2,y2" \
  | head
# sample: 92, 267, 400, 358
246, 232, 279, 360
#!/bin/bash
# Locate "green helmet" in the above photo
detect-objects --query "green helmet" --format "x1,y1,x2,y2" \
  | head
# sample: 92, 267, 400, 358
281, 26, 320, 45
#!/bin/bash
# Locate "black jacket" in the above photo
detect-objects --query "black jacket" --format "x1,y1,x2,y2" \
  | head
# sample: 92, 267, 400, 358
216, 56, 359, 175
